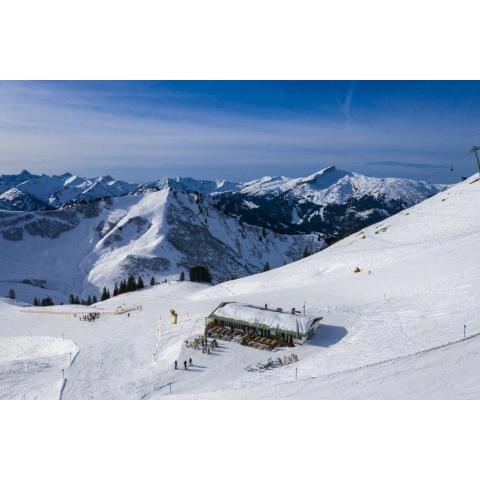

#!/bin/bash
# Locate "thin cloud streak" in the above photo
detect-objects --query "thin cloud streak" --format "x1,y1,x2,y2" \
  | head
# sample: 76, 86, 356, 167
0, 81, 477, 183
367, 160, 447, 170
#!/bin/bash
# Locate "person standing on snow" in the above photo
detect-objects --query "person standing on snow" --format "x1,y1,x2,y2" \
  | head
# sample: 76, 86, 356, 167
174, 360, 177, 370
184, 360, 187, 370
189, 358, 193, 366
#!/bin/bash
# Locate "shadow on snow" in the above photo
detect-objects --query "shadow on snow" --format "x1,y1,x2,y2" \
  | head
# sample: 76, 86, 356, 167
307, 324, 348, 348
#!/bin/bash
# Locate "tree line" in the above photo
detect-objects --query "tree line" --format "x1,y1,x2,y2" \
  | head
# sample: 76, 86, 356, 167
33, 296, 55, 306
69, 294, 98, 305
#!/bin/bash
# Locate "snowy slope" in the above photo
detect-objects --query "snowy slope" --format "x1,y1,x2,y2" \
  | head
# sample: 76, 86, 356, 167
0, 174, 478, 399
0, 188, 323, 303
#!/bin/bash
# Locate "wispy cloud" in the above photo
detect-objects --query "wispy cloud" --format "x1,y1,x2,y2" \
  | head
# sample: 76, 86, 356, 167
330, 80, 357, 123
343, 80, 357, 122
366, 160, 446, 170
0, 81, 477, 183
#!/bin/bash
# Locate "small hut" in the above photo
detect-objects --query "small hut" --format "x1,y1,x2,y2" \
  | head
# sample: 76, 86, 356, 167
206, 302, 322, 346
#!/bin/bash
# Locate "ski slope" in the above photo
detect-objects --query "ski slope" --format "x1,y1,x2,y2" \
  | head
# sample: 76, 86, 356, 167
0, 174, 479, 399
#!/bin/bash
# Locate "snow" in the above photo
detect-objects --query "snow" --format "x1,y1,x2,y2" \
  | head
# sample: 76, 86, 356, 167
242, 200, 259, 209
0, 281, 68, 305
0, 173, 478, 399
212, 302, 319, 335
0, 335, 77, 363
0, 188, 322, 302
0, 334, 78, 399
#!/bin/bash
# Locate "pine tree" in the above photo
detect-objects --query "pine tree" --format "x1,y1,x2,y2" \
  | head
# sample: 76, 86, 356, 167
75, 295, 80, 305
263, 262, 271, 272
40, 297, 54, 307
189, 266, 212, 283
7, 288, 15, 300
150, 276, 155, 286
69, 294, 75, 304
86, 295, 92, 306
33, 297, 39, 306
113, 282, 119, 296
101, 286, 109, 301
179, 271, 185, 282
92, 295, 98, 304
136, 276, 144, 289
127, 274, 136, 292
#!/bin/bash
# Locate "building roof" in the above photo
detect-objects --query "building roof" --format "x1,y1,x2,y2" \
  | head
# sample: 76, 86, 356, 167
210, 302, 321, 335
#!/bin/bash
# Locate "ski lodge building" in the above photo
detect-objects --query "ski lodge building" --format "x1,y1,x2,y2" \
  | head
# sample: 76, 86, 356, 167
206, 301, 322, 346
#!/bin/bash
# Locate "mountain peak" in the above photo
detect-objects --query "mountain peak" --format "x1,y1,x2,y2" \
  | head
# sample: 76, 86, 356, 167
297, 165, 347, 189
312, 165, 337, 176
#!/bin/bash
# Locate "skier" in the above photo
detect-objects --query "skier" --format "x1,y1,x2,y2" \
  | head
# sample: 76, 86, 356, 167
184, 360, 188, 369
174, 360, 177, 370
189, 358, 193, 366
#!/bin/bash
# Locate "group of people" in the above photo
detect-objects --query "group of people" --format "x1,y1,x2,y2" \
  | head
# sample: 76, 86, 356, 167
173, 336, 223, 371
185, 336, 219, 354
279, 353, 298, 365
78, 312, 100, 322
174, 358, 193, 370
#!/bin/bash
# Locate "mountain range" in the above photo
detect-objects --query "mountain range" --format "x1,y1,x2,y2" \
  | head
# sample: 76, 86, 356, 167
0, 167, 446, 237
0, 170, 136, 211
0, 167, 447, 302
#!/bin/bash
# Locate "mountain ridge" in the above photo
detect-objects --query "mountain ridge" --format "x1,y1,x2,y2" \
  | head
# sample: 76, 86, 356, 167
0, 187, 323, 302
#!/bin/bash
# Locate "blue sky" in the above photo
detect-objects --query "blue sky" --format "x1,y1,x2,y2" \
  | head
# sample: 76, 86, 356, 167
0, 80, 479, 183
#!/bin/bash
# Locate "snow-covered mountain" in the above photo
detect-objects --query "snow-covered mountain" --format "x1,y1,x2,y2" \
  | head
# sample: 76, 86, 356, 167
135, 176, 240, 195
0, 170, 138, 210
0, 188, 323, 302
0, 167, 445, 240
0, 173, 478, 400
212, 166, 447, 237
0, 170, 241, 211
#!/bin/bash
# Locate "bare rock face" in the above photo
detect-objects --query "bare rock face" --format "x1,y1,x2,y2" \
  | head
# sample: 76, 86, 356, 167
125, 216, 151, 234
121, 255, 171, 274
77, 202, 101, 218
23, 218, 73, 239
1, 227, 23, 241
